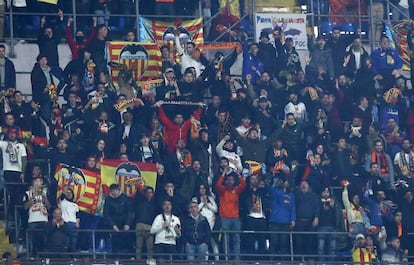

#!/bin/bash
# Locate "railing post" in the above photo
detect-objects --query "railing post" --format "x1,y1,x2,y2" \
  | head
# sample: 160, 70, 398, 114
72, 0, 77, 35
135, 0, 140, 41
8, 6, 16, 58
3, 184, 7, 230
224, 230, 228, 261
387, 1, 391, 24
25, 229, 30, 258
289, 231, 294, 262
369, 0, 374, 51
92, 230, 96, 260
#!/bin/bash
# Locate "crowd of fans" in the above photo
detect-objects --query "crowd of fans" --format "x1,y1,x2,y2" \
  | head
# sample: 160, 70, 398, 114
0, 1, 414, 264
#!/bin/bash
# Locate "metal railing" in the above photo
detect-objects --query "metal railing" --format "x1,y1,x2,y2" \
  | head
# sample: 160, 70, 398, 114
20, 228, 414, 261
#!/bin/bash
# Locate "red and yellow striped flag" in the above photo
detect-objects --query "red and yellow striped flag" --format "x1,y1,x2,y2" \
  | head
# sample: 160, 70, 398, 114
54, 164, 106, 215
100, 159, 158, 198
107, 42, 162, 86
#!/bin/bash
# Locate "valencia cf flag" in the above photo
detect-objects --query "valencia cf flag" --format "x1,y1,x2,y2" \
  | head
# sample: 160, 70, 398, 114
100, 159, 158, 198
54, 164, 107, 216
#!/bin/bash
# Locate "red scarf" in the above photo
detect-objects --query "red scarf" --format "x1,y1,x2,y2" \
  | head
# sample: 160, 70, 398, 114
372, 151, 389, 175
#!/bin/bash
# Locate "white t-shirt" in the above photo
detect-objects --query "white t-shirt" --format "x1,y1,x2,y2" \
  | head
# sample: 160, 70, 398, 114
0, 140, 27, 172
60, 198, 79, 223
150, 213, 181, 245
24, 190, 48, 223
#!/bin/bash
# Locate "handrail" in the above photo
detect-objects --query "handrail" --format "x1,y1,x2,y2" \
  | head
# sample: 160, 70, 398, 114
23, 228, 414, 261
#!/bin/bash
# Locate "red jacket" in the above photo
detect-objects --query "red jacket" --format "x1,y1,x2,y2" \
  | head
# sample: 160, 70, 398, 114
216, 175, 246, 218
158, 106, 202, 154
65, 26, 96, 60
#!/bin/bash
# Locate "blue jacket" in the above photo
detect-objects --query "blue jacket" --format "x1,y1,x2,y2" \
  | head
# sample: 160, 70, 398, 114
371, 48, 402, 76
242, 40, 264, 83
363, 193, 393, 226
268, 187, 296, 224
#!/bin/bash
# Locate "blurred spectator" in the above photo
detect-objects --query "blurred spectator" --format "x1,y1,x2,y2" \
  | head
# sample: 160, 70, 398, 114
371, 36, 403, 90
65, 17, 97, 60
181, 199, 211, 260
307, 36, 334, 80
38, 11, 64, 68
134, 186, 157, 262
91, 0, 111, 26
365, 140, 394, 188
150, 199, 181, 261
23, 175, 50, 256
89, 24, 109, 74
215, 170, 246, 260
47, 208, 70, 253
103, 184, 133, 253
257, 31, 276, 77
0, 45, 16, 91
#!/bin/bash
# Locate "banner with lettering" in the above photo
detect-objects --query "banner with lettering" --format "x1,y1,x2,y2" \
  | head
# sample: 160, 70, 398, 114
255, 13, 307, 50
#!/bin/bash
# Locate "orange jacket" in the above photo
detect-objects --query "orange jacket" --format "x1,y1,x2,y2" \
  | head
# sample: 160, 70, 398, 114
216, 175, 246, 218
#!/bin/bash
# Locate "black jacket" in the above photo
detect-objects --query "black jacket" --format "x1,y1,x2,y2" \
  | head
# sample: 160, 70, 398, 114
181, 214, 211, 245
0, 57, 16, 89
134, 190, 158, 225
103, 193, 133, 227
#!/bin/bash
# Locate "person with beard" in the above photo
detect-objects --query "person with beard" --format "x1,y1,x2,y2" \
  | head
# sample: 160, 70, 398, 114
155, 100, 203, 154
165, 139, 193, 190
254, 95, 280, 138
331, 138, 353, 185
319, 92, 343, 137
302, 154, 329, 194
317, 187, 343, 262
59, 186, 80, 252
267, 175, 295, 259
229, 88, 256, 126
233, 125, 281, 164
365, 163, 387, 196
326, 27, 355, 77
384, 117, 406, 158
0, 45, 16, 91
216, 135, 243, 172
352, 234, 378, 264
242, 34, 264, 84
189, 129, 216, 180
201, 95, 222, 128
371, 36, 403, 90
177, 67, 205, 102
103, 184, 133, 254
89, 24, 109, 74
393, 139, 414, 181
240, 174, 269, 259
134, 186, 157, 262
10, 91, 34, 133
38, 12, 64, 68
352, 58, 376, 101
276, 37, 302, 75
294, 181, 320, 259
63, 48, 92, 86
353, 97, 373, 132
347, 116, 367, 160
65, 17, 97, 60
215, 169, 246, 260
307, 35, 334, 80
257, 31, 276, 77
365, 140, 394, 188
254, 72, 279, 104
343, 37, 369, 79
284, 91, 307, 125
30, 54, 58, 118
281, 113, 305, 162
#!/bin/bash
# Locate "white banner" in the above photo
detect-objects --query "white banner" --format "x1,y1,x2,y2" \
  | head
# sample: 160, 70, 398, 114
255, 13, 308, 50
